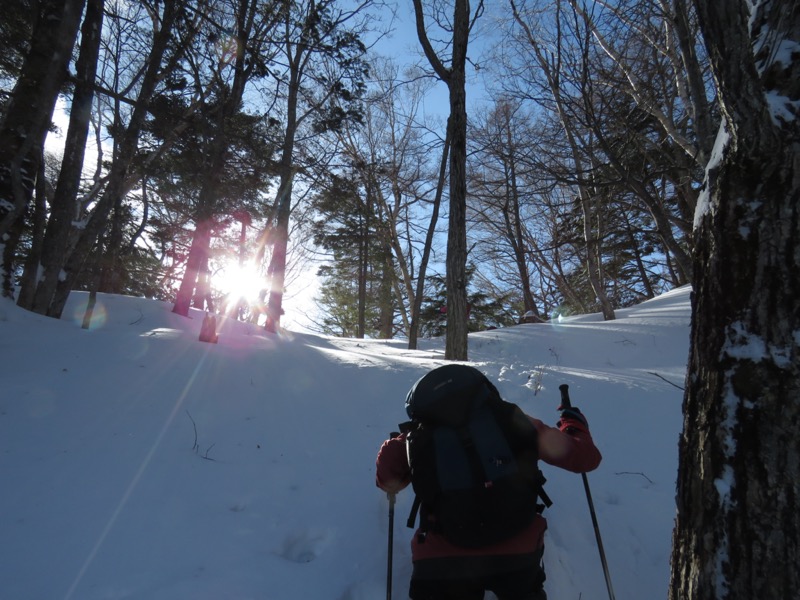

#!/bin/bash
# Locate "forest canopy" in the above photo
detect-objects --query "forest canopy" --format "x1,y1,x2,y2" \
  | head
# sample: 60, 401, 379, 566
1, 0, 704, 338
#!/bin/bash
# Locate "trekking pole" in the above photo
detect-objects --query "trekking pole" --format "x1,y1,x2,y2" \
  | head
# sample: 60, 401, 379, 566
386, 430, 399, 600
559, 384, 616, 600
386, 491, 396, 600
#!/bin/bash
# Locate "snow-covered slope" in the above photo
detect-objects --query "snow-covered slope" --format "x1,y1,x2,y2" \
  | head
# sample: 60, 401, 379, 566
0, 287, 691, 599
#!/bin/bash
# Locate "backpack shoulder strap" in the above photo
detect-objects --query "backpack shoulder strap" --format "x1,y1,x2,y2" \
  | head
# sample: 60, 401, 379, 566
399, 420, 426, 536
406, 494, 422, 528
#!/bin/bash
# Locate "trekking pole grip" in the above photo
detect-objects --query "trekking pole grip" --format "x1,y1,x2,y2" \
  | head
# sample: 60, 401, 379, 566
559, 384, 572, 409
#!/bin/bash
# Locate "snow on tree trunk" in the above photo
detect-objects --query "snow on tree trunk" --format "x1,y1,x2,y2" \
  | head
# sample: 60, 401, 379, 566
669, 1, 800, 598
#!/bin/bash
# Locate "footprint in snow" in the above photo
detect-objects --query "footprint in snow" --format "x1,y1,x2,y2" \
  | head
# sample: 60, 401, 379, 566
280, 529, 333, 563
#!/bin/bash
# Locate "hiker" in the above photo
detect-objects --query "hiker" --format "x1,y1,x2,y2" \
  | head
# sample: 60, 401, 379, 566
376, 365, 602, 600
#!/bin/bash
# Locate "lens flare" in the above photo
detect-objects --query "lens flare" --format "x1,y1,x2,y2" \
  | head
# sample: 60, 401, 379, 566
72, 300, 108, 330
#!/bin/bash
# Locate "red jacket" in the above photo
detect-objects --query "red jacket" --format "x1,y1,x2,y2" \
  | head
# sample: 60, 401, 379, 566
375, 412, 601, 564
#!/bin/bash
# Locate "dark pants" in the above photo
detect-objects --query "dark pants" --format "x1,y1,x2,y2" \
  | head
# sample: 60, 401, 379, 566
409, 548, 546, 600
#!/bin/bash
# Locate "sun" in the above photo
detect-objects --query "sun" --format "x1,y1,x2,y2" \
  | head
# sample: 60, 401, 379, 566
211, 254, 321, 331
215, 262, 264, 305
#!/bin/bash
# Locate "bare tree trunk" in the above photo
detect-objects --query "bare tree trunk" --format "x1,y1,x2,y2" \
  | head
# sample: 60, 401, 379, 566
262, 4, 302, 334
173, 219, 213, 316
669, 1, 800, 598
0, 0, 86, 297
21, 0, 104, 313
408, 132, 449, 350
195, 252, 213, 312
99, 195, 125, 294
378, 248, 395, 339
510, 0, 616, 320
263, 166, 294, 333
621, 209, 655, 299
499, 106, 540, 319
15, 154, 49, 308
669, 0, 716, 165
413, 0, 480, 360
48, 0, 182, 319
357, 193, 369, 339
444, 68, 470, 359
578, 185, 615, 321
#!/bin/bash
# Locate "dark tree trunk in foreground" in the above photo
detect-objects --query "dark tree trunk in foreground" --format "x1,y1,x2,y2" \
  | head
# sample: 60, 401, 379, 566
0, 0, 85, 297
670, 1, 800, 598
21, 0, 104, 314
47, 0, 181, 318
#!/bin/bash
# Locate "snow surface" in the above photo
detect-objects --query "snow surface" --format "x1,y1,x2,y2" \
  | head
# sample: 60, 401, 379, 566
0, 286, 691, 599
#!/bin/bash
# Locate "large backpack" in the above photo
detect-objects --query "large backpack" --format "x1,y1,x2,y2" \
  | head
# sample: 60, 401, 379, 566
401, 364, 551, 548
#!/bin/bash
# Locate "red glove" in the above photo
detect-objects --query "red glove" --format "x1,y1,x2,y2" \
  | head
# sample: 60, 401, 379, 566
557, 406, 589, 432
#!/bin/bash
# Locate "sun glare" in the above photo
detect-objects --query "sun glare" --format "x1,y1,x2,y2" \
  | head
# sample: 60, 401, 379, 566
216, 263, 264, 303
212, 257, 321, 332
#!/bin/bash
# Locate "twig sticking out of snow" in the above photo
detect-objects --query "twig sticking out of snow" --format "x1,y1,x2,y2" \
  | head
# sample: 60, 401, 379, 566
648, 371, 685, 390
186, 410, 216, 461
